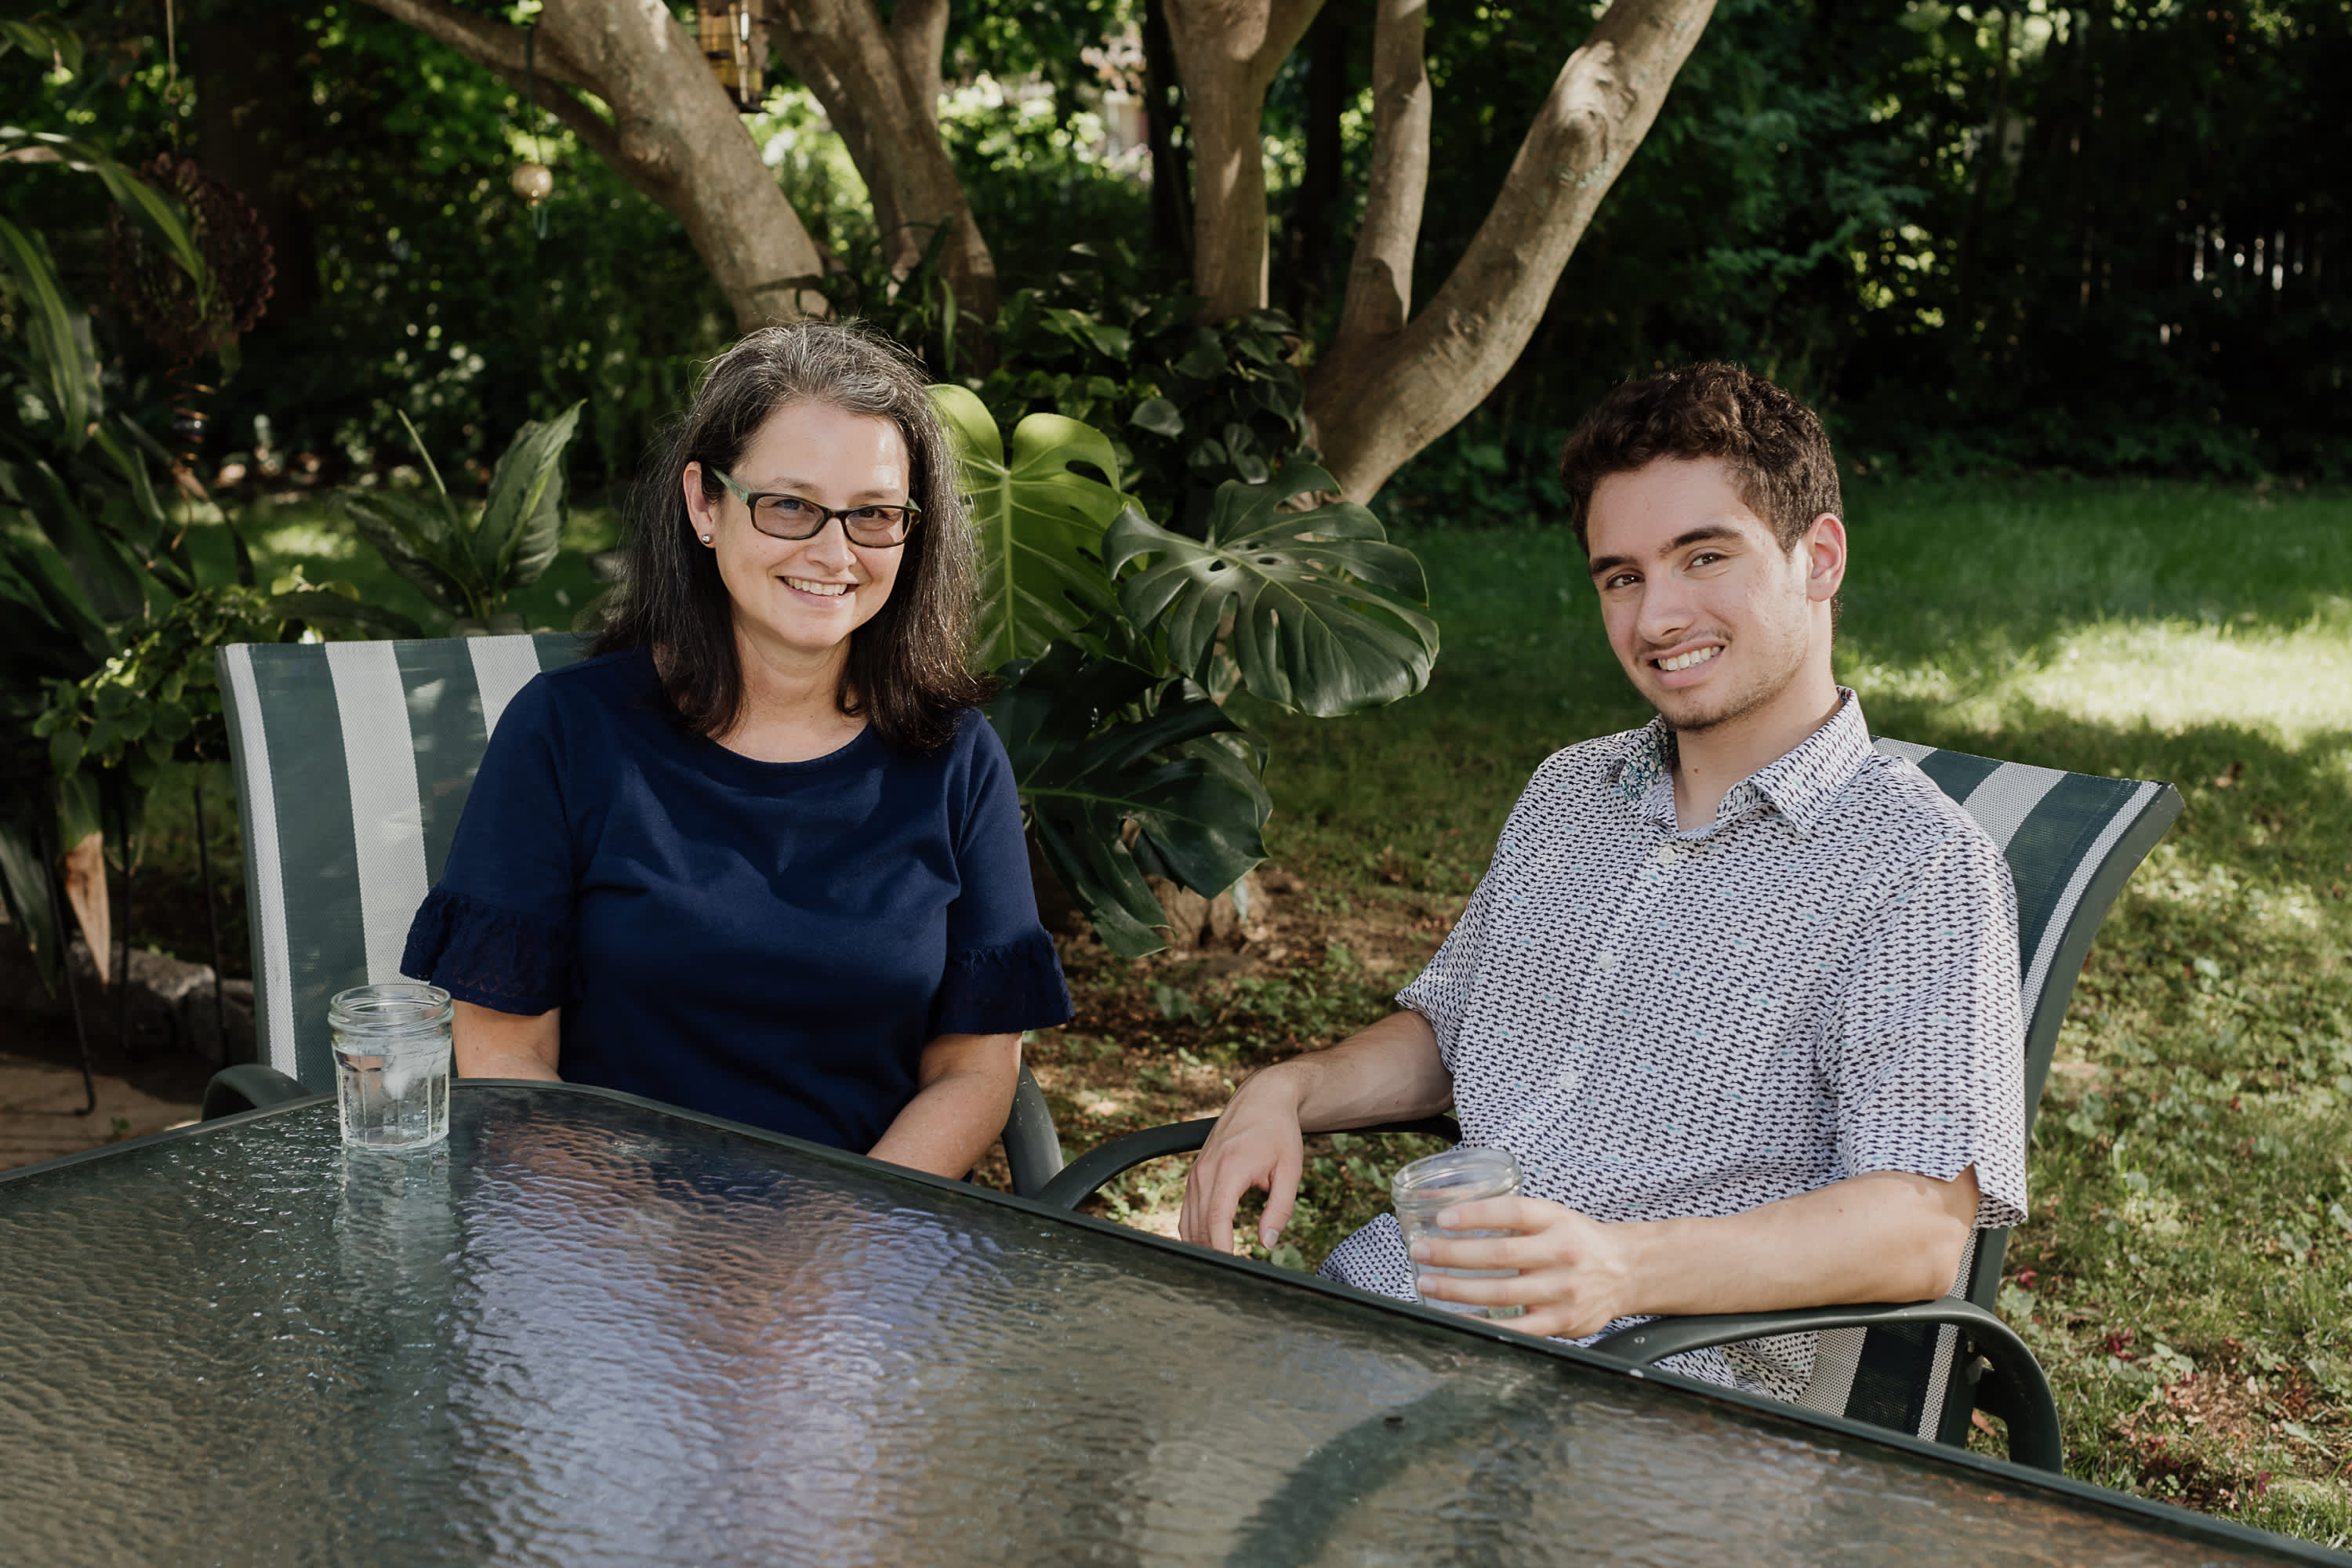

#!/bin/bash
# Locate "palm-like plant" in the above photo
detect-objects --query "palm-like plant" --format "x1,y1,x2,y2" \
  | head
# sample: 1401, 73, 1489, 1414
334, 405, 583, 636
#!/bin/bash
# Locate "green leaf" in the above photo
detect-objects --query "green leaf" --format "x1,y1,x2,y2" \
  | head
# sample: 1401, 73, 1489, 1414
0, 130, 213, 310
1129, 397, 1184, 437
1105, 466, 1440, 716
0, 808, 61, 993
0, 20, 86, 75
1041, 307, 1134, 361
150, 701, 193, 744
0, 217, 98, 448
48, 728, 83, 776
333, 489, 475, 616
986, 645, 1269, 959
475, 401, 582, 594
931, 384, 1128, 668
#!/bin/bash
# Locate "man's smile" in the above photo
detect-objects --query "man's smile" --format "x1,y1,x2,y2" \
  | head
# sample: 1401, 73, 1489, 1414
1652, 643, 1722, 674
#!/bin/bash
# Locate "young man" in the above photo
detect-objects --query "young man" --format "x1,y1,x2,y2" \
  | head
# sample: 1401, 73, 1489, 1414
1179, 363, 2026, 1398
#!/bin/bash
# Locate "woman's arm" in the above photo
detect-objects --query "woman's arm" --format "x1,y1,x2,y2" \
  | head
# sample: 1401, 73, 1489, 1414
453, 1000, 563, 1081
866, 1031, 1022, 1179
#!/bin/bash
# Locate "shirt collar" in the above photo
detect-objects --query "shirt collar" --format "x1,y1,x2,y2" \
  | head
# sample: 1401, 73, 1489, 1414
1607, 688, 1873, 834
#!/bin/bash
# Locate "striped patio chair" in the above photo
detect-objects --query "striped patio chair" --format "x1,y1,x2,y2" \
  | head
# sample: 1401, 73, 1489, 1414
1031, 738, 2183, 1472
206, 633, 1067, 1196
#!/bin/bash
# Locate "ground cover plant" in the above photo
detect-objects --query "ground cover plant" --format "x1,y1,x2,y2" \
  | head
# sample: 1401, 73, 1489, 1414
1011, 475, 2352, 1547
95, 474, 2352, 1546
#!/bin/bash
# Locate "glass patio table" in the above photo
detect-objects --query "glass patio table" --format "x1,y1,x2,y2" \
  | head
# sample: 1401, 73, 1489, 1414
1, 1083, 2338, 1566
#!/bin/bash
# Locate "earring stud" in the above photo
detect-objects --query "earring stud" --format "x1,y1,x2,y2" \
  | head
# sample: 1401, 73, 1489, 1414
700, 534, 713, 546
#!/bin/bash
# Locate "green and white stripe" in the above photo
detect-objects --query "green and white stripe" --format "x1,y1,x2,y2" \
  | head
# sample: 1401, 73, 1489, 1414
218, 633, 589, 1088
1794, 738, 2183, 1443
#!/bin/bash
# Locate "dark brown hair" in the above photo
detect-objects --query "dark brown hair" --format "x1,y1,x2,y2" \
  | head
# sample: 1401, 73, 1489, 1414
593, 321, 990, 753
1558, 361, 1843, 557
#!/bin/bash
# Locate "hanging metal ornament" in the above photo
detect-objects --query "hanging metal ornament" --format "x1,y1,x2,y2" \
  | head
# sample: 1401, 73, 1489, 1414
513, 27, 553, 235
105, 154, 275, 488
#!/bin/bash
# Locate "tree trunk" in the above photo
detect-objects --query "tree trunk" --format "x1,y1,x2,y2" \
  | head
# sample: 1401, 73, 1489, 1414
1161, 0, 1326, 320
1283, 6, 1351, 321
1142, 0, 1195, 267
358, 0, 828, 330
760, 0, 999, 323
1307, 0, 1715, 501
193, 9, 316, 320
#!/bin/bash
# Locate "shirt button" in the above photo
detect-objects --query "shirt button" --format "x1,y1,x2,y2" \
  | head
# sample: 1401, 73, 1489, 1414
1655, 844, 1678, 864
1595, 950, 1617, 970
1556, 1068, 1581, 1093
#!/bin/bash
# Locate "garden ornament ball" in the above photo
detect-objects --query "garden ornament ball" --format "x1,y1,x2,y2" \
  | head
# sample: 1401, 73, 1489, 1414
511, 162, 554, 208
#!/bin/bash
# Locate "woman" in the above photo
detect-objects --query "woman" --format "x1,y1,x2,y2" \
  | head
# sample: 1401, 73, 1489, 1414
402, 323, 1069, 1178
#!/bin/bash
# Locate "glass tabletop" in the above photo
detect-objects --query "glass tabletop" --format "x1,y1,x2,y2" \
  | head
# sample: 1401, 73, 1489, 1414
0, 1085, 2329, 1566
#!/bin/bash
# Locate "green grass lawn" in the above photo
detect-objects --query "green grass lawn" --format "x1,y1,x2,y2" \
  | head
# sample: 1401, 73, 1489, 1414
145, 476, 2352, 1545
1190, 477, 2352, 1545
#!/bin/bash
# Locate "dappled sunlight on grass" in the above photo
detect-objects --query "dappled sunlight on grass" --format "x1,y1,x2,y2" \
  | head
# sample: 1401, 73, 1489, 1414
1846, 604, 2352, 748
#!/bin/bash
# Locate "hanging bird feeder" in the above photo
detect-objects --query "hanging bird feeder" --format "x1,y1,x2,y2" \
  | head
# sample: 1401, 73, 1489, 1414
699, 2, 766, 108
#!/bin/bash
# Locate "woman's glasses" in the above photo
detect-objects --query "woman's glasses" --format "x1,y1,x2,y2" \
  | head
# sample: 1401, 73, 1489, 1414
710, 468, 920, 547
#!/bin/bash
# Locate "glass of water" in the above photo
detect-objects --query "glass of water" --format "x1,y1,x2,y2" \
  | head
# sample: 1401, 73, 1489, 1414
1392, 1145, 1526, 1320
328, 982, 453, 1150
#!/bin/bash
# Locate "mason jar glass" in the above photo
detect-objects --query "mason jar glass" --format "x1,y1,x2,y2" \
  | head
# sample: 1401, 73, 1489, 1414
328, 982, 453, 1150
1391, 1145, 1526, 1319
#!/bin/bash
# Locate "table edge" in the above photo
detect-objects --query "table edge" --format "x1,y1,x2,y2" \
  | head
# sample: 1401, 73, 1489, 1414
9, 1077, 2343, 1566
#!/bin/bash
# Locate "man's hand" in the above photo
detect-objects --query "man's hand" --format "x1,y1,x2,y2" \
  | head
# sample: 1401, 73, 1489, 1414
1178, 1011, 1456, 1256
1178, 1065, 1308, 1254
1409, 1196, 1638, 1338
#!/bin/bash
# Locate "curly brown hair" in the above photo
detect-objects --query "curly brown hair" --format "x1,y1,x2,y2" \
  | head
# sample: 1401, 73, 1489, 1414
594, 321, 990, 754
1557, 362, 1843, 558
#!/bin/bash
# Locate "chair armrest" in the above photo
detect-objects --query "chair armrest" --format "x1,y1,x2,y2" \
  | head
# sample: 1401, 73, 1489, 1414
1001, 1063, 1065, 1200
1034, 1115, 1460, 1212
1587, 1298, 2062, 1473
201, 1064, 326, 1121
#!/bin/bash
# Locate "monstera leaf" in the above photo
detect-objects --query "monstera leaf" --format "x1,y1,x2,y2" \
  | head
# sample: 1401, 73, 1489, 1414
987, 643, 1270, 959
931, 384, 1127, 669
1104, 464, 1439, 717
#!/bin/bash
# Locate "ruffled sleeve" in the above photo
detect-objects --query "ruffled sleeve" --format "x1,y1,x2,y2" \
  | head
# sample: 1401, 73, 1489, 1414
935, 714, 1073, 1036
399, 673, 580, 1017
402, 885, 574, 1016
932, 929, 1072, 1036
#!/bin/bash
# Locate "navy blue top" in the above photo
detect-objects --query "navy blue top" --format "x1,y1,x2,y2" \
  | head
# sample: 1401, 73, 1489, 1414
401, 647, 1071, 1152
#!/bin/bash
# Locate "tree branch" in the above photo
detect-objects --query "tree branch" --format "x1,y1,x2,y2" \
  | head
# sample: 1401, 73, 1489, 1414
1163, 0, 1327, 318
360, 0, 829, 328
356, 0, 595, 92
758, 0, 995, 320
1335, 0, 1431, 346
891, 0, 949, 134
1307, 0, 1717, 499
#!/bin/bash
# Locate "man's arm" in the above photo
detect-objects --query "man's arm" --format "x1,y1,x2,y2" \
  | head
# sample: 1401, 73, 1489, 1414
1178, 1010, 1455, 1254
1410, 1165, 1980, 1338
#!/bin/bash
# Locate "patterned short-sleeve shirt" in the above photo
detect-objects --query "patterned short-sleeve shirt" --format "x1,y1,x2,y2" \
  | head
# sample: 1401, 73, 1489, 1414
1320, 691, 2027, 1400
